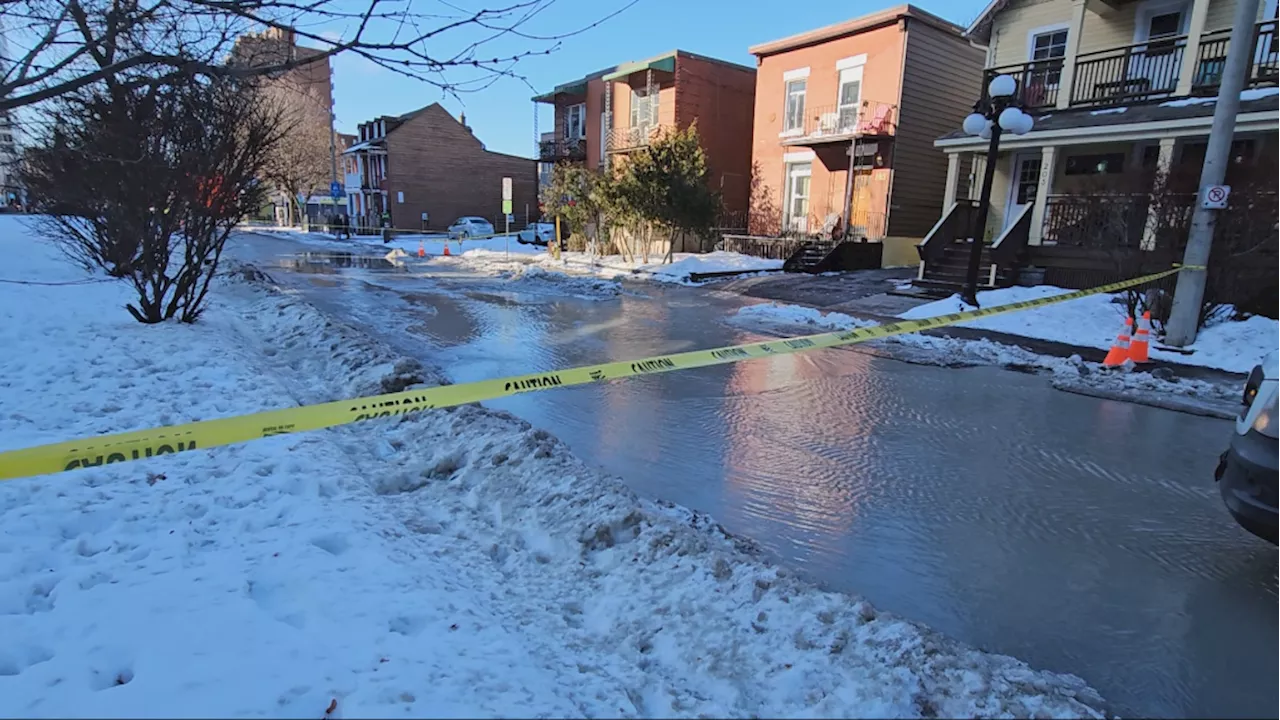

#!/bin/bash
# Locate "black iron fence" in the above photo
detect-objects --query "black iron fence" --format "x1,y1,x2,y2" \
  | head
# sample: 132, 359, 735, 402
982, 60, 1064, 110
538, 138, 587, 162
1071, 37, 1186, 107
783, 100, 897, 142
1193, 20, 1278, 93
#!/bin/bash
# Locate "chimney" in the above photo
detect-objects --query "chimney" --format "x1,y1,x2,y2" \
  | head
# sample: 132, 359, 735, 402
459, 112, 472, 134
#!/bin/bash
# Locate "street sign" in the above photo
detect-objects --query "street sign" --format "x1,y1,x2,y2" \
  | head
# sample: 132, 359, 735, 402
1201, 184, 1230, 209
502, 199, 513, 215
502, 177, 512, 201
329, 181, 344, 199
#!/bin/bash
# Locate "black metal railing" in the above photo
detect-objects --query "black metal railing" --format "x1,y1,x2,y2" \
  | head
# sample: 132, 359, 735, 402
1193, 20, 1278, 93
983, 60, 1064, 110
1041, 194, 1152, 248
991, 203, 1032, 267
719, 235, 810, 260
782, 100, 897, 142
539, 138, 587, 162
1071, 37, 1186, 107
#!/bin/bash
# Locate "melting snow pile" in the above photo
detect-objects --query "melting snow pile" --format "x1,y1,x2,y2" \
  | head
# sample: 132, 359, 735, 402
0, 216, 1109, 718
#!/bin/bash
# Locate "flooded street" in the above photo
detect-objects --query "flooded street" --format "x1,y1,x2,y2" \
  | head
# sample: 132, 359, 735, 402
232, 234, 1278, 719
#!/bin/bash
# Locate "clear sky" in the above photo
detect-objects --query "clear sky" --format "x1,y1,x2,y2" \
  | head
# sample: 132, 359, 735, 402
329, 0, 990, 158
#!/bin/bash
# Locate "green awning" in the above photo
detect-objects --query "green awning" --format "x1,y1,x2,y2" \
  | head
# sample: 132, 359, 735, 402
601, 53, 676, 82
531, 79, 588, 103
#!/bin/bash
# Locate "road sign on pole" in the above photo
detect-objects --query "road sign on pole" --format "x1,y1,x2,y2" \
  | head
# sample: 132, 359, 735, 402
502, 199, 513, 215
502, 177, 512, 201
330, 181, 344, 199
1201, 185, 1230, 209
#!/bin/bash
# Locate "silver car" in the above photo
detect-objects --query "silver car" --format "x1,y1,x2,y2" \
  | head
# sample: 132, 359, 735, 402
447, 216, 495, 239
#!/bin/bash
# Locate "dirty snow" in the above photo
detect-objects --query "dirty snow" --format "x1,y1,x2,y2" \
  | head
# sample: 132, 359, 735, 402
731, 301, 1241, 410
1090, 107, 1127, 115
0, 214, 1113, 718
898, 285, 1277, 374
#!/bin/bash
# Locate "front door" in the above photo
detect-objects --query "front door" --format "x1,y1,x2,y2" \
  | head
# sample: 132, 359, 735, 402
1005, 152, 1042, 229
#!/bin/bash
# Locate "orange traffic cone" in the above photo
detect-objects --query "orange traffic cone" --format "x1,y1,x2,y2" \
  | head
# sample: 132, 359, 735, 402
1103, 316, 1133, 367
418, 241, 426, 258
1130, 311, 1152, 363
442, 242, 451, 257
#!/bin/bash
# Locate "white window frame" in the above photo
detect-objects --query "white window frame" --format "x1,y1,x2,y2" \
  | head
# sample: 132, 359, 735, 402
835, 54, 867, 71
1026, 22, 1071, 62
564, 103, 586, 140
836, 65, 864, 132
782, 161, 812, 233
1132, 0, 1191, 43
781, 77, 808, 135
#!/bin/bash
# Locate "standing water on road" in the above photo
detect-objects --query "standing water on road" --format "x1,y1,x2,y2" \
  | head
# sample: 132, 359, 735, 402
236, 235, 1278, 719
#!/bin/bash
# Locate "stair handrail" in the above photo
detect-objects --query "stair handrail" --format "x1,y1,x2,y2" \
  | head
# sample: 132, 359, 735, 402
917, 199, 978, 264
991, 203, 1033, 267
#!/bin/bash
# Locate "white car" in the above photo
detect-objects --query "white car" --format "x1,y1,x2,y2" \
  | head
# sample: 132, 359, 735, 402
1215, 350, 1278, 543
516, 222, 556, 246
447, 216, 495, 239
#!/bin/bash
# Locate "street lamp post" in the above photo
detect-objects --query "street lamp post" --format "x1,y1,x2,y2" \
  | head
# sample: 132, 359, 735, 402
958, 74, 1035, 307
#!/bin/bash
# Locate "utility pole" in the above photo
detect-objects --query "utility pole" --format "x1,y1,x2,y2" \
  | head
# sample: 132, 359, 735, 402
1164, 0, 1261, 346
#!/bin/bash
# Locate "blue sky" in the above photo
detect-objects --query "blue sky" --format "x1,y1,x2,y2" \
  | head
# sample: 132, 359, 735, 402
329, 0, 989, 157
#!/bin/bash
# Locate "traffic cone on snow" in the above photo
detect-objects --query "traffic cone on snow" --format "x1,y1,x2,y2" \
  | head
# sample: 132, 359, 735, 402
1130, 312, 1152, 363
442, 242, 451, 257
1102, 316, 1133, 367
418, 240, 426, 258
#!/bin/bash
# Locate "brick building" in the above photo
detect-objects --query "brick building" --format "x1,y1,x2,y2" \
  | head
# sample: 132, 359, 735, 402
748, 5, 985, 266
532, 50, 757, 218
342, 104, 537, 233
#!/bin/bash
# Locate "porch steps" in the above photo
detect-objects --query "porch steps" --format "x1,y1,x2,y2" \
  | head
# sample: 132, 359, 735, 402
910, 240, 1015, 299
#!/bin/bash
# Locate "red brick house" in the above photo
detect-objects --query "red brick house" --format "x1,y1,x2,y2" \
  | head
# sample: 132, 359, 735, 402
747, 5, 985, 266
532, 50, 757, 218
342, 104, 538, 233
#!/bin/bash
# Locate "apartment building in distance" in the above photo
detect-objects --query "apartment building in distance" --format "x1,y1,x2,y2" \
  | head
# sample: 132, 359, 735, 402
532, 50, 757, 217
342, 104, 537, 233
745, 5, 986, 267
916, 0, 1278, 296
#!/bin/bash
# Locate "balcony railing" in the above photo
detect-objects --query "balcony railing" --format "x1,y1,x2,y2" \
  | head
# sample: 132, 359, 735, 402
1193, 20, 1279, 94
781, 100, 896, 144
605, 123, 671, 153
1041, 194, 1152, 248
983, 60, 1064, 110
1071, 36, 1186, 107
539, 137, 587, 162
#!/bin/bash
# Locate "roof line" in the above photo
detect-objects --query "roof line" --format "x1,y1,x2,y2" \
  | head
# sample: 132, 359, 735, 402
748, 4, 967, 57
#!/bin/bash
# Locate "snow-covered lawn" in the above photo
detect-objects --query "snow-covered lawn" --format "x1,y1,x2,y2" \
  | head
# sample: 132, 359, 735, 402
898, 286, 1278, 374
0, 216, 1110, 718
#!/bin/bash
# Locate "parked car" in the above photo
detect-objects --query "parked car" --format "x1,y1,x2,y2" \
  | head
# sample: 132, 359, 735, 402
447, 216, 495, 239
1215, 350, 1278, 543
516, 222, 556, 246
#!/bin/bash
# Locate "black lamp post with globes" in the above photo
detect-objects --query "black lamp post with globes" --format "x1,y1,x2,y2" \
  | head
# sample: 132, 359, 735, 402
958, 73, 1035, 307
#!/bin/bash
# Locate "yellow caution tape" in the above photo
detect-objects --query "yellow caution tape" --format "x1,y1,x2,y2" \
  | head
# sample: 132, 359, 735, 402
0, 267, 1185, 482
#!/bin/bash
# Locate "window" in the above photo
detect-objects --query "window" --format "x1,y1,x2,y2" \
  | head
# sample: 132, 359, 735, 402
1030, 28, 1068, 86
630, 88, 658, 129
1142, 8, 1186, 54
1031, 30, 1068, 61
1141, 144, 1163, 169
783, 79, 806, 132
1180, 139, 1256, 167
783, 162, 811, 232
564, 103, 585, 139
837, 67, 863, 130
1064, 153, 1126, 175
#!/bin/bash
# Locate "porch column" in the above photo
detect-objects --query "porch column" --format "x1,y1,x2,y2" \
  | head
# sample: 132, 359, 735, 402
1028, 145, 1059, 244
1141, 138, 1178, 250
1055, 0, 1089, 109
942, 152, 961, 211
1175, 0, 1213, 95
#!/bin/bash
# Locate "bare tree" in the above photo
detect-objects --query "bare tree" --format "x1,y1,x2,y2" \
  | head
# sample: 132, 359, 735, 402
20, 78, 284, 322
0, 0, 639, 112
260, 80, 333, 225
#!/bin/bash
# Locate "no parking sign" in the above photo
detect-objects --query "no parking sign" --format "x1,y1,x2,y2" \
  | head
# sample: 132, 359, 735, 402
1201, 185, 1230, 210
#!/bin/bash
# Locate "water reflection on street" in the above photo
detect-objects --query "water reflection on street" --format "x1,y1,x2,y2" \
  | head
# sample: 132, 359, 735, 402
234, 235, 1278, 719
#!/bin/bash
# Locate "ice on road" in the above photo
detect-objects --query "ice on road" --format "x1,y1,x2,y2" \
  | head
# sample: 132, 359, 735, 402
1, 218, 1108, 718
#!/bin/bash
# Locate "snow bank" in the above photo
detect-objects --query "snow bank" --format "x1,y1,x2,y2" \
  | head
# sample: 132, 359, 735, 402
898, 285, 1278, 374
731, 301, 1240, 407
1159, 86, 1279, 107
442, 246, 781, 285
0, 216, 1110, 718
